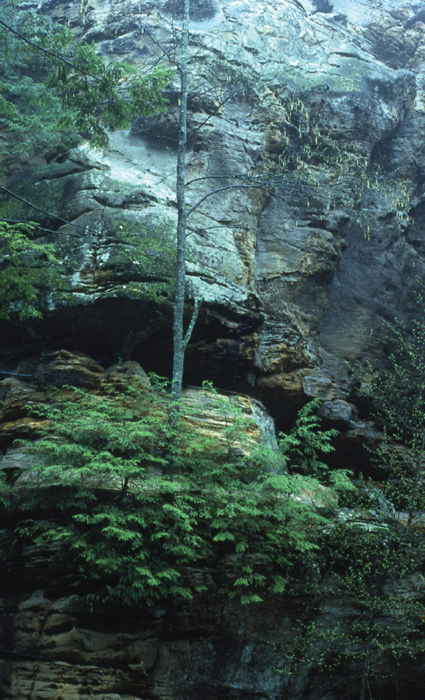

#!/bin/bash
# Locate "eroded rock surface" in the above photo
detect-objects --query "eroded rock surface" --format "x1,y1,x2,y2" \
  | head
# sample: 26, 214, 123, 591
1, 548, 425, 700
2, 0, 425, 438
3, 1, 425, 697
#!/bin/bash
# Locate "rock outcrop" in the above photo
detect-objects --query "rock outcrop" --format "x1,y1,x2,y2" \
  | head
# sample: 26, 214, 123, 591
2, 525, 425, 700
2, 0, 425, 441
0, 349, 274, 461
3, 0, 425, 697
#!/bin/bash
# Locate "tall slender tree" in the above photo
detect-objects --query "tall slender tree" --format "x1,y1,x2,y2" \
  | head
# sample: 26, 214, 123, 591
158, 2, 393, 437
169, 0, 191, 431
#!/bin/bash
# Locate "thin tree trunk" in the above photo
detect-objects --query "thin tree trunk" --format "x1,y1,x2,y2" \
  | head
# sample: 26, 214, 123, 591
359, 611, 372, 700
169, 0, 189, 434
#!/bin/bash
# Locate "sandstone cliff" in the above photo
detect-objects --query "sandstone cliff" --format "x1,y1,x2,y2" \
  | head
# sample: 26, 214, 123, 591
3, 0, 425, 440
2, 0, 425, 698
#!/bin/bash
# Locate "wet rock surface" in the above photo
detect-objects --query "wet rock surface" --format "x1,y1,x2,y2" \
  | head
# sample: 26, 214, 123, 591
2, 0, 425, 426
3, 0, 425, 697
1, 549, 425, 700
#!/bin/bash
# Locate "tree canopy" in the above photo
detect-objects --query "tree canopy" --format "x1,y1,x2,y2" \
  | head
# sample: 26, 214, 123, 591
0, 0, 173, 320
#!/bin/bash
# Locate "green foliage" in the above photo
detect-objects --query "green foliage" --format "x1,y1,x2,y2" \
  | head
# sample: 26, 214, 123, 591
268, 487, 425, 697
316, 512, 425, 694
0, 221, 60, 319
303, 301, 425, 693
369, 297, 425, 519
7, 381, 351, 608
0, 470, 10, 507
0, 1, 173, 160
277, 400, 339, 481
0, 1, 173, 318
273, 305, 425, 697
0, 3, 78, 163
375, 315, 425, 448
47, 42, 172, 149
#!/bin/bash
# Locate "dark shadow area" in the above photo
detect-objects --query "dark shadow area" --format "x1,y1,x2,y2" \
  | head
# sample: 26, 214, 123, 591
163, 0, 218, 21
0, 298, 173, 375
133, 325, 174, 379
132, 306, 262, 390
312, 0, 334, 13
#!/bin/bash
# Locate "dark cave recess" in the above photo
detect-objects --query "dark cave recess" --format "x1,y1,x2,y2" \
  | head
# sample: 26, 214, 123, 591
0, 299, 380, 478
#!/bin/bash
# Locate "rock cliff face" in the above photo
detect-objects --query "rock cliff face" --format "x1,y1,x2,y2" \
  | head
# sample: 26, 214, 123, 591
3, 0, 425, 697
3, 0, 425, 439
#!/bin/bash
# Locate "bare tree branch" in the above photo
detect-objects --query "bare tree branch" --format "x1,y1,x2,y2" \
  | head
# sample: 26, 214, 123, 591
0, 186, 101, 235
0, 19, 100, 79
187, 183, 265, 218
183, 296, 203, 352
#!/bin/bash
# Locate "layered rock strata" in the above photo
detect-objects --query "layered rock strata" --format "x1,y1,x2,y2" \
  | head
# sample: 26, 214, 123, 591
2, 0, 425, 441
3, 1, 425, 697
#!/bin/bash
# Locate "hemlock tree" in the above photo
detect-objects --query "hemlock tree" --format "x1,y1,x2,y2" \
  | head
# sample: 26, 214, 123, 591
0, 221, 58, 320
0, 2, 172, 152
0, 0, 172, 319
4, 378, 352, 608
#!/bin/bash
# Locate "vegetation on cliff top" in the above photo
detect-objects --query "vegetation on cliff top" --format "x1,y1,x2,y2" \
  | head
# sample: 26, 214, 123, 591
3, 380, 351, 607
1, 2, 425, 695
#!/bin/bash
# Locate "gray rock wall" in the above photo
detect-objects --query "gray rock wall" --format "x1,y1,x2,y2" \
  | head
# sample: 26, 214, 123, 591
3, 3, 425, 696
2, 0, 425, 439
